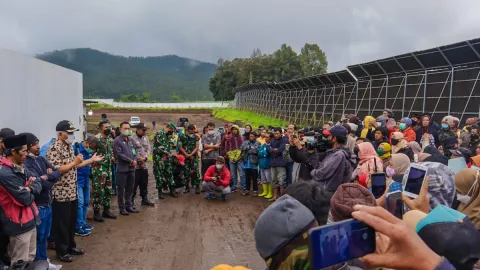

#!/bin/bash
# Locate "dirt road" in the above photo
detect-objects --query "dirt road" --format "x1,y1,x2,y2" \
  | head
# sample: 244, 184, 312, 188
58, 111, 266, 269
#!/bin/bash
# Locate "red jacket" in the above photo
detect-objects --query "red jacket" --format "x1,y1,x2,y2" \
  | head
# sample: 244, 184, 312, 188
403, 127, 416, 142
204, 165, 230, 187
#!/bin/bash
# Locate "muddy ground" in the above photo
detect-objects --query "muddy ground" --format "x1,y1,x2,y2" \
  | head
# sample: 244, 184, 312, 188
56, 111, 267, 270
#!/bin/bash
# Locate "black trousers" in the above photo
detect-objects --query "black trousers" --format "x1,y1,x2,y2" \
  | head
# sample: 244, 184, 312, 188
0, 224, 9, 266
117, 171, 135, 210
52, 200, 77, 256
134, 168, 149, 200
245, 169, 259, 192
201, 158, 216, 178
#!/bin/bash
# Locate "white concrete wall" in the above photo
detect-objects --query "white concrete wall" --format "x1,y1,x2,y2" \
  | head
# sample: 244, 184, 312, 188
84, 99, 231, 108
0, 48, 84, 145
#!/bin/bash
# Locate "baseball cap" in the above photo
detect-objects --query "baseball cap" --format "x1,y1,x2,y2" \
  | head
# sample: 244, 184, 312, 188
216, 156, 225, 164
176, 155, 185, 165
329, 125, 348, 138
444, 136, 458, 148
0, 128, 15, 139
3, 134, 27, 149
404, 205, 480, 269
56, 120, 79, 133
449, 147, 472, 160
134, 123, 149, 130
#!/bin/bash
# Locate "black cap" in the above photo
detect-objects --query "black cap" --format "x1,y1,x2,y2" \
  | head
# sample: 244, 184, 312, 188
444, 136, 458, 148
0, 128, 15, 139
3, 134, 27, 149
56, 120, 79, 133
18, 133, 39, 148
134, 123, 148, 130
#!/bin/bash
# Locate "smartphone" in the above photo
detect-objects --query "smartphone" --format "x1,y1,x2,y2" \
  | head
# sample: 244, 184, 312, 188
371, 173, 387, 199
403, 164, 428, 198
308, 219, 376, 270
386, 191, 404, 219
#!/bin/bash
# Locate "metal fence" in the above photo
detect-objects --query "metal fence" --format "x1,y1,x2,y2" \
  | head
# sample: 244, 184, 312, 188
234, 38, 480, 125
85, 99, 231, 108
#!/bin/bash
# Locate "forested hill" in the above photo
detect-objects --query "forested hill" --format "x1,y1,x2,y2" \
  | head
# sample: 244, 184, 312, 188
36, 48, 216, 101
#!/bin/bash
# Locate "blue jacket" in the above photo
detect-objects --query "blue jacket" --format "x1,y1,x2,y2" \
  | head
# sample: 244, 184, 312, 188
73, 142, 93, 178
268, 136, 288, 167
240, 140, 260, 169
23, 155, 61, 206
258, 143, 271, 169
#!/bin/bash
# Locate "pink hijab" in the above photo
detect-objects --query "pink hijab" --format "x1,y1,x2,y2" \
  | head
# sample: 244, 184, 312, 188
358, 142, 383, 175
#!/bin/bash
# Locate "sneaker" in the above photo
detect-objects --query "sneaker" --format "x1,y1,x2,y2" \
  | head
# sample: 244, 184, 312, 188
205, 193, 216, 200
231, 187, 237, 193
241, 190, 250, 196
252, 191, 258, 197
83, 224, 94, 231
220, 194, 227, 201
75, 228, 90, 237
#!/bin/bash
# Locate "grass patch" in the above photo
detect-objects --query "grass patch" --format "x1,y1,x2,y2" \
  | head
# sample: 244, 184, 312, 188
212, 108, 289, 129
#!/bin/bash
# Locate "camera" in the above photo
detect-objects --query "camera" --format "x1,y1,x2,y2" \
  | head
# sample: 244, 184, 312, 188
298, 129, 332, 152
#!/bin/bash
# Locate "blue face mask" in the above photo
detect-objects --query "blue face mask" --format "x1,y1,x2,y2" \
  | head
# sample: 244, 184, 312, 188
441, 123, 449, 129
85, 148, 94, 154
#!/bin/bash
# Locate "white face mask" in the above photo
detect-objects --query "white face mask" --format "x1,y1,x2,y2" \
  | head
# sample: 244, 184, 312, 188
377, 122, 382, 127
216, 164, 223, 169
208, 130, 215, 135
66, 134, 75, 145
121, 130, 131, 136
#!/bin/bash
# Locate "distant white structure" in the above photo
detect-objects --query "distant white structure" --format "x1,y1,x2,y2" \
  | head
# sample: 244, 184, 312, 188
85, 99, 231, 108
0, 48, 84, 144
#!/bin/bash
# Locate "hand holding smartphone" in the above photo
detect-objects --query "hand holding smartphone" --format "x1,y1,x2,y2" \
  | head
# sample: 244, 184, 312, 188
370, 173, 387, 199
308, 219, 376, 269
402, 164, 428, 199
386, 191, 404, 219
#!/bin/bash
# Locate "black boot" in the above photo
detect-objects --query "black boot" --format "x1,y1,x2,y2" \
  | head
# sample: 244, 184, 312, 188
142, 197, 155, 206
170, 188, 178, 198
183, 184, 190, 194
158, 189, 165, 200
102, 208, 117, 219
94, 210, 105, 222
195, 184, 200, 194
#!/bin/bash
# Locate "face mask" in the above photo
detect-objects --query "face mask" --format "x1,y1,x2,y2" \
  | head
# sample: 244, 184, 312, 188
386, 167, 395, 177
103, 129, 111, 135
208, 130, 215, 135
391, 138, 400, 146
376, 122, 382, 127
354, 147, 359, 156
121, 130, 131, 136
399, 123, 407, 130
377, 149, 385, 156
189, 133, 196, 139
216, 164, 223, 169
411, 120, 418, 126
471, 134, 479, 141
85, 148, 94, 154
441, 123, 449, 129
66, 134, 75, 145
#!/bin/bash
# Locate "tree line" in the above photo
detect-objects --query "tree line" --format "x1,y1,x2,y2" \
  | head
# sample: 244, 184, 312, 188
209, 43, 328, 101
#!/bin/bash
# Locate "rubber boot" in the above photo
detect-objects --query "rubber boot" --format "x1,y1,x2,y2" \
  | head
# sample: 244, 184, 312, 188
264, 184, 273, 200
195, 184, 200, 194
258, 184, 268, 197
94, 210, 105, 222
184, 183, 190, 194
268, 187, 278, 202
158, 189, 165, 199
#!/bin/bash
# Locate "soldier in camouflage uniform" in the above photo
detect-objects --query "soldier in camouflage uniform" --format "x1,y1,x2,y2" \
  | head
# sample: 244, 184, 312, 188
92, 121, 117, 222
153, 122, 178, 199
178, 124, 201, 194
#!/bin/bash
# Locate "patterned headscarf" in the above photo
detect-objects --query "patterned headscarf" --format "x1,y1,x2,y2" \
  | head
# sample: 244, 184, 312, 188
402, 117, 412, 126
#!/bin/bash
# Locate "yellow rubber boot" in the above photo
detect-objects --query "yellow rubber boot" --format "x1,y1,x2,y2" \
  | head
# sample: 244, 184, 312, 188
264, 184, 273, 199
258, 184, 268, 197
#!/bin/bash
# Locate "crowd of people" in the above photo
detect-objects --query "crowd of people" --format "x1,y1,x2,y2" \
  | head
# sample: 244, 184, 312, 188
0, 108, 479, 269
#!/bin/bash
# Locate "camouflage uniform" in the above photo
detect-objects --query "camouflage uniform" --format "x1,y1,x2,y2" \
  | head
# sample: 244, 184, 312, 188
91, 135, 113, 210
153, 129, 174, 190
178, 134, 200, 186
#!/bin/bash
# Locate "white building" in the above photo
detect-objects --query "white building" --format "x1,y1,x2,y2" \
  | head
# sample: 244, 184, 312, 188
0, 48, 84, 145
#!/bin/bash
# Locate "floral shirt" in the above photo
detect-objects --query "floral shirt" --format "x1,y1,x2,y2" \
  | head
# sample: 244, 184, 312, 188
46, 139, 77, 202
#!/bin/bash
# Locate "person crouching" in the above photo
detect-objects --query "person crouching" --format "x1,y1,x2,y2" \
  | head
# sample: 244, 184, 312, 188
202, 156, 231, 200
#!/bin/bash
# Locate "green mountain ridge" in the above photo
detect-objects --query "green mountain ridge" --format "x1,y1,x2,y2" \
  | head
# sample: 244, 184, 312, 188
36, 48, 216, 101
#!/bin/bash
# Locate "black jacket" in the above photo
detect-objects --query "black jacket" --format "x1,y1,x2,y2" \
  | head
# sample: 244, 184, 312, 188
24, 155, 61, 206
288, 147, 323, 181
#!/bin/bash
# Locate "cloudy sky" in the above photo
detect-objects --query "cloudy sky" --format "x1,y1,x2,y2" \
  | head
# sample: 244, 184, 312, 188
1, 0, 479, 72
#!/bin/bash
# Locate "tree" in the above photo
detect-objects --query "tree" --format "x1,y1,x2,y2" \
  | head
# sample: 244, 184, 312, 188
273, 44, 302, 81
299, 43, 328, 76
171, 94, 181, 102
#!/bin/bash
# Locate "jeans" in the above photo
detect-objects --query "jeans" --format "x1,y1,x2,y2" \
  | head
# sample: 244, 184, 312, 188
77, 175, 90, 229
229, 160, 245, 191
35, 205, 52, 261
286, 162, 294, 186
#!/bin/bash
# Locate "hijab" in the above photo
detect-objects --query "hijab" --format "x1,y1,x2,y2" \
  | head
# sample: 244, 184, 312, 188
386, 118, 396, 129
472, 155, 480, 167
408, 141, 422, 155
378, 142, 391, 159
391, 153, 411, 175
357, 142, 383, 175
455, 168, 480, 229
391, 132, 408, 153
360, 116, 376, 139
423, 145, 449, 165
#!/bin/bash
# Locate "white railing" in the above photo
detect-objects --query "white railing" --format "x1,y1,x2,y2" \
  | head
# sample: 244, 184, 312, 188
85, 99, 231, 108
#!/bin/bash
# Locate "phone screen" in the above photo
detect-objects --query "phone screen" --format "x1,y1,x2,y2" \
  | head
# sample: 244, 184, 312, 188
386, 192, 404, 219
405, 167, 426, 196
309, 219, 375, 269
371, 173, 386, 199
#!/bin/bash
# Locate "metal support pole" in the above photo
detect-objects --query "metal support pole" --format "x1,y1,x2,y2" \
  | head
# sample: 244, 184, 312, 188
423, 71, 427, 113
385, 75, 389, 110
402, 74, 408, 117
448, 67, 454, 115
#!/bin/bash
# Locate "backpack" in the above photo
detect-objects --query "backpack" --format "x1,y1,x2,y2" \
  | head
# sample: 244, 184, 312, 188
39, 138, 55, 158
